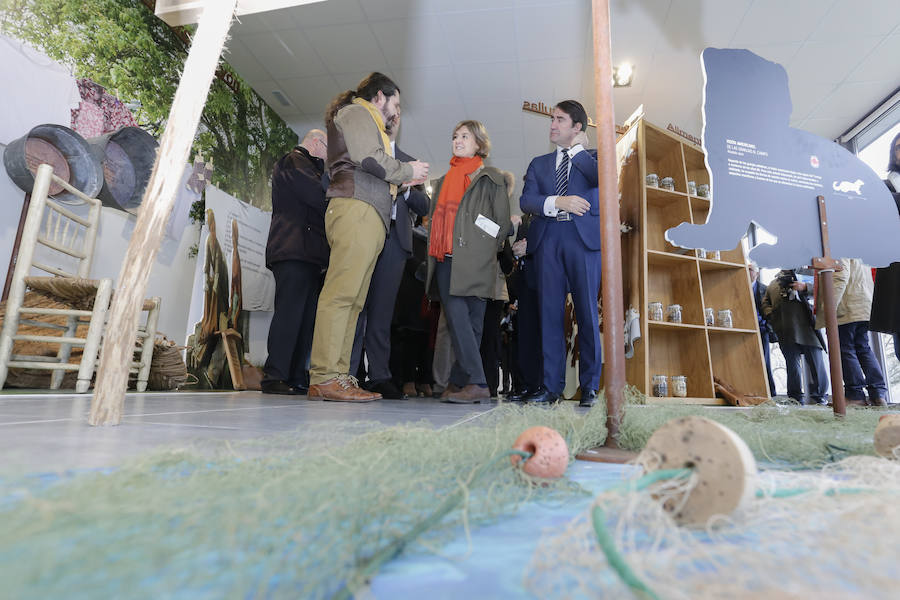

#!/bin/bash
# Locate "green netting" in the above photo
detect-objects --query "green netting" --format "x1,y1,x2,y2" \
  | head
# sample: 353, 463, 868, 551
0, 393, 891, 599
0, 403, 607, 600
616, 401, 885, 466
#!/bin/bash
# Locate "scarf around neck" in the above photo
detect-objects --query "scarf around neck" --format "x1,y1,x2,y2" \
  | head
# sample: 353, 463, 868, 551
352, 97, 397, 197
429, 155, 484, 261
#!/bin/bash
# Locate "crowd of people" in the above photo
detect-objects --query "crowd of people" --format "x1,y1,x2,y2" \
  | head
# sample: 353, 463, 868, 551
258, 72, 600, 406
259, 70, 900, 407
752, 130, 900, 406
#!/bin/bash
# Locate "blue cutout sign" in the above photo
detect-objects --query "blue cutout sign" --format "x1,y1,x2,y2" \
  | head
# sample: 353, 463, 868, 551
666, 48, 900, 268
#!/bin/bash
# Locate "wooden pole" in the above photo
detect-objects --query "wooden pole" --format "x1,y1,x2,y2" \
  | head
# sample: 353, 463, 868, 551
591, 0, 626, 446
2, 193, 30, 302
814, 195, 846, 417
89, 0, 238, 426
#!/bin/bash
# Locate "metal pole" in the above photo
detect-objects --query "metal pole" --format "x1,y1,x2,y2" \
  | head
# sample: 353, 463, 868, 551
591, 0, 626, 445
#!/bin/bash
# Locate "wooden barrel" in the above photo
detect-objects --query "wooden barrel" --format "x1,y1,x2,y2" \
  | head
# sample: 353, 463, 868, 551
3, 124, 103, 203
88, 127, 158, 215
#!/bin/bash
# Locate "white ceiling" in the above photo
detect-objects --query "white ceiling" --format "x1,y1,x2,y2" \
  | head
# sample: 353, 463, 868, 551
223, 0, 900, 196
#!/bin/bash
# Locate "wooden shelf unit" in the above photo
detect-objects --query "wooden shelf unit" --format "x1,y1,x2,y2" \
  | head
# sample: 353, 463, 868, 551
610, 118, 771, 405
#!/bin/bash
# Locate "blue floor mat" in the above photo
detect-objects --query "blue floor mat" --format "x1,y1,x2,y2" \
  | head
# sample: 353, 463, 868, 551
370, 461, 638, 599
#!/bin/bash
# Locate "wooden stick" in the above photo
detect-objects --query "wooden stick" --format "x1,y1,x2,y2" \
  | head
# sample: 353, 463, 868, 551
2, 193, 31, 302
89, 0, 238, 426
815, 195, 846, 417
591, 0, 626, 446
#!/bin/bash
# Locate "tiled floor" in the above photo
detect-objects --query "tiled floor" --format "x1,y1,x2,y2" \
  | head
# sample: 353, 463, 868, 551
0, 391, 502, 473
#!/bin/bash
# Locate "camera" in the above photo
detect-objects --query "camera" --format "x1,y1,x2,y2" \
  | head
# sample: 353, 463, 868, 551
777, 271, 797, 299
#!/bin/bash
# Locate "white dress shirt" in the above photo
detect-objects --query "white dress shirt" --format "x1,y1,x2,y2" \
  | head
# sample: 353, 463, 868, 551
543, 143, 584, 216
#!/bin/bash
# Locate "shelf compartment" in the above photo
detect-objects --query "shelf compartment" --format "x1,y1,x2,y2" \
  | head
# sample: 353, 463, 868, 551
647, 326, 714, 400
698, 267, 757, 331
683, 144, 710, 190
644, 124, 687, 193
646, 396, 727, 406
646, 188, 691, 253
708, 330, 770, 400
647, 256, 704, 326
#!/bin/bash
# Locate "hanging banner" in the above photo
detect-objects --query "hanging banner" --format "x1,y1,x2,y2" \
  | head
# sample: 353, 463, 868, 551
666, 48, 900, 268
204, 185, 274, 311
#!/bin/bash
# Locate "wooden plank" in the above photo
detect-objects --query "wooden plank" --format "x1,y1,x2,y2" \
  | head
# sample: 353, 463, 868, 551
89, 0, 239, 426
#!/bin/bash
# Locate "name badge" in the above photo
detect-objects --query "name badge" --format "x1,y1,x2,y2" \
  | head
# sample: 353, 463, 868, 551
475, 213, 500, 238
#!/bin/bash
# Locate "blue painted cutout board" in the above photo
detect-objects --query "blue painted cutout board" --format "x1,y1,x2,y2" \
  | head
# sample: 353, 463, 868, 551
666, 48, 900, 268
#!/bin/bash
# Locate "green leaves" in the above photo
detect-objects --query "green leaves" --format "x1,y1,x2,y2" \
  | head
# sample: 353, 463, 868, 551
0, 0, 296, 208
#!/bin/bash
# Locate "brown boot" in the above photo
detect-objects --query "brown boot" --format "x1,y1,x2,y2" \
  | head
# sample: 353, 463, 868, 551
308, 376, 379, 402
443, 384, 490, 404
870, 397, 888, 407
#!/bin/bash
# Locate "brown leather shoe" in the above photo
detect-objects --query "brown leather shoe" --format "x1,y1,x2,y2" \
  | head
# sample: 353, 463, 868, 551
440, 383, 462, 399
308, 376, 378, 402
443, 383, 490, 404
870, 397, 888, 407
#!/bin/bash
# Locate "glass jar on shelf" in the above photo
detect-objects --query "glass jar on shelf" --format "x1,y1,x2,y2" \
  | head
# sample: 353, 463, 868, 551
652, 375, 668, 397
716, 309, 733, 328
666, 304, 683, 323
705, 307, 715, 326
671, 375, 688, 398
649, 301, 664, 321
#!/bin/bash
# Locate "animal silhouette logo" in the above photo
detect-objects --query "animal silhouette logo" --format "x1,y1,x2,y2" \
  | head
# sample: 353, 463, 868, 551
832, 179, 864, 195
666, 48, 900, 268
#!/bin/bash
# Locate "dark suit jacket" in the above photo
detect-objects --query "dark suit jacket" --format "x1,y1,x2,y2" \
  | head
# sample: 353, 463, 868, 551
394, 146, 430, 255
519, 148, 600, 252
266, 146, 329, 269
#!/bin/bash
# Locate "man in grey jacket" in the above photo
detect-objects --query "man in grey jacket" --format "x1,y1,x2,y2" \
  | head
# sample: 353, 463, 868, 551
308, 73, 428, 402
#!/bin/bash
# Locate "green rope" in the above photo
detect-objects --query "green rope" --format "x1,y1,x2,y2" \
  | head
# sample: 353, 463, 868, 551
333, 449, 535, 600
592, 505, 660, 600
756, 487, 871, 499
589, 469, 691, 599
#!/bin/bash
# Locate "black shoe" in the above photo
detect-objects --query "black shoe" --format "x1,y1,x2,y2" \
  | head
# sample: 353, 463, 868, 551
524, 387, 559, 404
507, 388, 529, 402
579, 388, 598, 408
367, 380, 403, 399
260, 380, 304, 395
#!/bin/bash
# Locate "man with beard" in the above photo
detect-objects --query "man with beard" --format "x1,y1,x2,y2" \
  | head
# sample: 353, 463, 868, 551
308, 72, 429, 402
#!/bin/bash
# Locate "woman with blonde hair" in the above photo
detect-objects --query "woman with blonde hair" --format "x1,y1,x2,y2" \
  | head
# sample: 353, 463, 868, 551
426, 120, 511, 403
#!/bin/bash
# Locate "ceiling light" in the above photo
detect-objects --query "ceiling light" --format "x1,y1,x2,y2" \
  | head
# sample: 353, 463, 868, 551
612, 63, 634, 88
271, 90, 292, 107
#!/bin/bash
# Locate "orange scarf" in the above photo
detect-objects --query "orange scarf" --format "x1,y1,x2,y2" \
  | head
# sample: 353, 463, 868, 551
429, 155, 483, 261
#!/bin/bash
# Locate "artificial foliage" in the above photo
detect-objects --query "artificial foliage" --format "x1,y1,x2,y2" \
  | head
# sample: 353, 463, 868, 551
0, 0, 297, 208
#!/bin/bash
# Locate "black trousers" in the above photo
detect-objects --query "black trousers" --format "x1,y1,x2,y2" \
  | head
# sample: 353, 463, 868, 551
480, 299, 505, 396
263, 260, 323, 388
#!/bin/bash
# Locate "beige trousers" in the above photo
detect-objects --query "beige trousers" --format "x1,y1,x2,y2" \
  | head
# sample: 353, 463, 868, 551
309, 197, 385, 384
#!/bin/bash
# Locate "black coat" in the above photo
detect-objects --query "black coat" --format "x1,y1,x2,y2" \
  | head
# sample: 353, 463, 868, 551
871, 187, 900, 335
266, 146, 329, 269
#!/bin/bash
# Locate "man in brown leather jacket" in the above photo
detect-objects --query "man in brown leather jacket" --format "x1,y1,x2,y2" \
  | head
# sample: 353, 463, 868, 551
308, 72, 428, 402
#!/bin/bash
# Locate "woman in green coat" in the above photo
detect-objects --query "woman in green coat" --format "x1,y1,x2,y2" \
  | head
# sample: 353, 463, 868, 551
426, 120, 510, 403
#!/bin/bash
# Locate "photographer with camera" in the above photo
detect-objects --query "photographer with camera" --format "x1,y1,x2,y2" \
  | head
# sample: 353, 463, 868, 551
762, 269, 829, 405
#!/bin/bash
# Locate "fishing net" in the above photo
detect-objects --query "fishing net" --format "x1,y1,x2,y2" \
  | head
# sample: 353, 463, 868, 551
0, 403, 606, 600
1, 391, 892, 599
617, 402, 885, 466
526, 453, 900, 599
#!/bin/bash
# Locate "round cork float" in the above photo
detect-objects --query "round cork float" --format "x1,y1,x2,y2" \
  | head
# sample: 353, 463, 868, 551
640, 416, 757, 526
874, 414, 900, 458
510, 426, 569, 478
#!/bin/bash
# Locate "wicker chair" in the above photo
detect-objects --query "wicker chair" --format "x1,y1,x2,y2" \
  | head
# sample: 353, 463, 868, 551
0, 163, 160, 392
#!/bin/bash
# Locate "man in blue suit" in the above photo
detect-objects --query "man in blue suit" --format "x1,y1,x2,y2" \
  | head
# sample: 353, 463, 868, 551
519, 100, 601, 407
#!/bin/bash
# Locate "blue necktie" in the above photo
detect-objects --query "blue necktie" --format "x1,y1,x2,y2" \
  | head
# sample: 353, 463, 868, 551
556, 148, 570, 196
